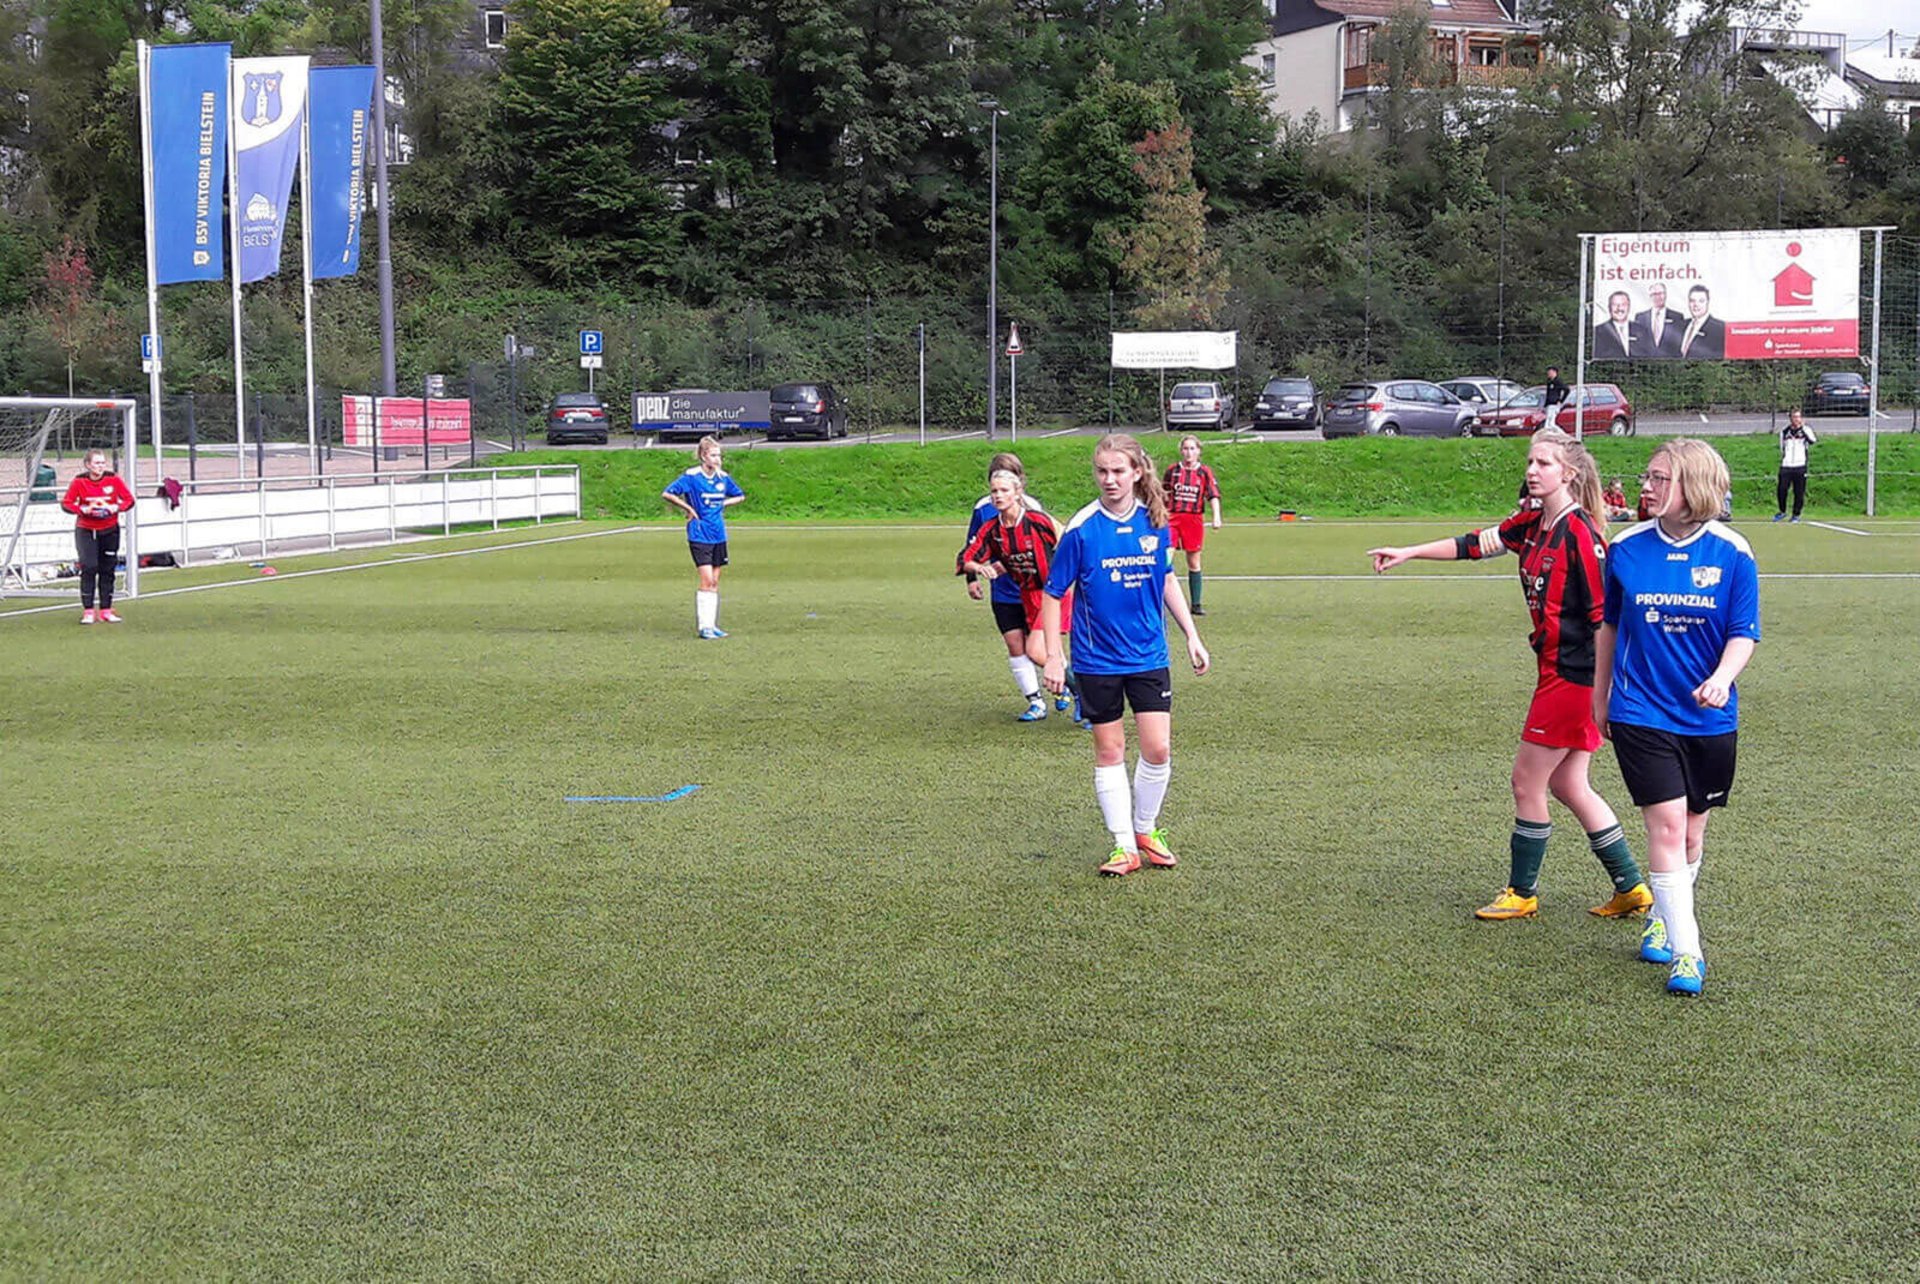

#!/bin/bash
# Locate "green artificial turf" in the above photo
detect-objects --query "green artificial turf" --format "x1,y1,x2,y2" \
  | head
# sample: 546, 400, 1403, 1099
3, 519, 1917, 1278
520, 432, 1920, 522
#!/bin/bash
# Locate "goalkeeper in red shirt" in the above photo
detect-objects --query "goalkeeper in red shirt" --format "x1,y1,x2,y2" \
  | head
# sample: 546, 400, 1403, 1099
60, 449, 136, 624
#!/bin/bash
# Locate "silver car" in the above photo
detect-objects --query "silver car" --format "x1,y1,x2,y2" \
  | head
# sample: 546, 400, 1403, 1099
1438, 377, 1528, 411
1320, 380, 1475, 438
1165, 381, 1235, 431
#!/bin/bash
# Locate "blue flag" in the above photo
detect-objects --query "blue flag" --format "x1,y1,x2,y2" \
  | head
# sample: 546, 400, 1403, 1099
146, 43, 231, 284
231, 56, 309, 284
307, 66, 376, 280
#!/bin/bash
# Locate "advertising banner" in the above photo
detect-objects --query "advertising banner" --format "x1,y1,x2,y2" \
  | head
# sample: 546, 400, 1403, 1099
341, 396, 474, 447
231, 56, 310, 284
1110, 331, 1238, 370
1588, 229, 1860, 361
633, 391, 772, 435
146, 43, 231, 284
306, 66, 375, 279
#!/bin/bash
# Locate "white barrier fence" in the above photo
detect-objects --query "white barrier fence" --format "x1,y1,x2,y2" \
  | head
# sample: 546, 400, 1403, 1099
3, 465, 580, 597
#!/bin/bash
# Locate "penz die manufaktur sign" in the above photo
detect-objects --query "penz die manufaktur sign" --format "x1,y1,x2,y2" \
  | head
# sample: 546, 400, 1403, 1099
1587, 228, 1860, 362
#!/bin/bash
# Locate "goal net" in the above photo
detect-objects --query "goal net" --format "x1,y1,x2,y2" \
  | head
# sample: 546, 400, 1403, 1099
1, 398, 140, 599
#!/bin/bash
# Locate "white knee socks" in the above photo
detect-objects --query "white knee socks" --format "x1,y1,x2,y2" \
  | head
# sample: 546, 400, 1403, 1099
1009, 655, 1040, 699
1094, 764, 1135, 851
696, 590, 718, 631
1650, 869, 1702, 960
1132, 758, 1171, 834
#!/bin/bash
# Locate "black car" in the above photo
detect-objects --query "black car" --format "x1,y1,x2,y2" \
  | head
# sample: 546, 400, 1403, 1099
1249, 377, 1319, 430
545, 392, 610, 445
768, 382, 849, 440
1803, 371, 1871, 417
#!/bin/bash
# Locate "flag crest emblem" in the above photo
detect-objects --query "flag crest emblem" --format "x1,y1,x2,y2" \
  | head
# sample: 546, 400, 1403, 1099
241, 72, 283, 126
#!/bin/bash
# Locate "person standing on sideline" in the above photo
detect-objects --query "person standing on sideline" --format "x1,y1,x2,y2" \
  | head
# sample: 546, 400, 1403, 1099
60, 448, 136, 624
1773, 408, 1817, 522
1040, 435, 1210, 877
1368, 429, 1650, 921
1596, 439, 1758, 997
1543, 366, 1570, 410
1163, 435, 1222, 616
660, 436, 746, 639
956, 468, 1081, 724
962, 453, 1065, 716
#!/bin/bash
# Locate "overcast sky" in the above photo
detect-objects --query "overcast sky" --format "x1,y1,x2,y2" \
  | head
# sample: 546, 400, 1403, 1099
1789, 2, 1912, 49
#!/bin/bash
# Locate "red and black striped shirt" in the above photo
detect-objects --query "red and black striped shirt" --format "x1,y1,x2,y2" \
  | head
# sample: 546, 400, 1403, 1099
956, 508, 1060, 592
1462, 504, 1609, 685
1163, 463, 1220, 515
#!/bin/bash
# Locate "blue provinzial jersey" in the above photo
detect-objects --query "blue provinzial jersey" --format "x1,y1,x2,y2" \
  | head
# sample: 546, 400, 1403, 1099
1043, 498, 1174, 675
664, 467, 745, 544
967, 493, 1042, 604
1603, 519, 1760, 736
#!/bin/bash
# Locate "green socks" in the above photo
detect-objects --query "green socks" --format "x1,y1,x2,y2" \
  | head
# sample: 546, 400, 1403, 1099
1587, 824, 1644, 893
1509, 818, 1552, 896
1188, 570, 1203, 609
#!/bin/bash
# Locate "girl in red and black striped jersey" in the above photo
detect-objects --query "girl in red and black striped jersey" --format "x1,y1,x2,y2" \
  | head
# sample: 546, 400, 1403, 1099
60, 449, 136, 624
957, 469, 1081, 722
1368, 429, 1649, 922
1162, 436, 1222, 615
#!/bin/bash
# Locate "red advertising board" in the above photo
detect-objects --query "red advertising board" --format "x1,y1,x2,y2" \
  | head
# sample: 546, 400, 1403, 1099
341, 395, 473, 447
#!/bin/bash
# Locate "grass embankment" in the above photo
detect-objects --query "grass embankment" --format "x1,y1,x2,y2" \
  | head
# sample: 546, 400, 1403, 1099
510, 432, 1920, 521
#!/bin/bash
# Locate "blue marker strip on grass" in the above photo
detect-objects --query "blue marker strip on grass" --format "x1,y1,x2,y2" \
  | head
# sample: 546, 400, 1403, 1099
565, 785, 702, 804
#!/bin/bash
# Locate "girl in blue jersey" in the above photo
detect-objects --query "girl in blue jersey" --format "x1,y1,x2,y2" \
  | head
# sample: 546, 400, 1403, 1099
661, 436, 746, 639
1040, 434, 1210, 876
1596, 439, 1759, 997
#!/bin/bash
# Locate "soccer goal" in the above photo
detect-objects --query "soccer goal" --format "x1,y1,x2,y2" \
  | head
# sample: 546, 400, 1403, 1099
1, 397, 141, 599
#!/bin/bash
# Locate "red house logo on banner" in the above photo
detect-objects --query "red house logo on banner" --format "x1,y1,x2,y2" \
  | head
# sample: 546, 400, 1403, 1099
1773, 242, 1815, 308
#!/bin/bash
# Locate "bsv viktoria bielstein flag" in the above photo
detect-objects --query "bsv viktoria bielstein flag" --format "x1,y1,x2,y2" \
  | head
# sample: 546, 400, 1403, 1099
145, 43, 232, 284
307, 66, 376, 279
232, 55, 310, 284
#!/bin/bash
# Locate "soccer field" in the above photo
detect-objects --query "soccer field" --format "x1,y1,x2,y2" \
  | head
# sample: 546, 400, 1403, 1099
5, 519, 1918, 1278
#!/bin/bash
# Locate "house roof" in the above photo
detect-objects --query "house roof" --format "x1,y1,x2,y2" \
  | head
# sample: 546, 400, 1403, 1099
1846, 49, 1920, 93
1267, 0, 1524, 36
1311, 0, 1525, 29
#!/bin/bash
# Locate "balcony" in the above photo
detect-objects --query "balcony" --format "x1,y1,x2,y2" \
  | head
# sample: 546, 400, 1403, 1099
1342, 60, 1536, 92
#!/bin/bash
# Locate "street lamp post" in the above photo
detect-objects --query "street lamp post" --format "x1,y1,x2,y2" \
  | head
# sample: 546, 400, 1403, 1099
980, 99, 1005, 440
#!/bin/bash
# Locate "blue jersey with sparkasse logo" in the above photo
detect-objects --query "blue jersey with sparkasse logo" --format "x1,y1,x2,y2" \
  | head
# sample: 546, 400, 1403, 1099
1044, 498, 1173, 675
1603, 519, 1760, 736
664, 467, 744, 544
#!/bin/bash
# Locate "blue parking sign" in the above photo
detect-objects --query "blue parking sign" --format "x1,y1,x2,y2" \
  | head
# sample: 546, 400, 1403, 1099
142, 333, 160, 361
580, 330, 603, 356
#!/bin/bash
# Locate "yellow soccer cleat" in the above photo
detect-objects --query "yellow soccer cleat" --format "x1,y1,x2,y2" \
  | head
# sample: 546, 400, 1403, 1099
1135, 829, 1178, 868
1475, 887, 1539, 920
1589, 882, 1654, 918
1098, 846, 1142, 877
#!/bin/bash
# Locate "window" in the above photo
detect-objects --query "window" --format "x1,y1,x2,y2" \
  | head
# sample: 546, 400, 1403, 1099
1345, 25, 1374, 67
1262, 53, 1277, 85
484, 10, 507, 48
1470, 42, 1502, 67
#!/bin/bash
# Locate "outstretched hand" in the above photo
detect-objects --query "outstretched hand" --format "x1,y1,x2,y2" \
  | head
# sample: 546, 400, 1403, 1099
1368, 547, 1411, 574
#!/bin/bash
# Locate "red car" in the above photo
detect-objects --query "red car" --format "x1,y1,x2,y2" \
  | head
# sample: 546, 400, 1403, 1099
1471, 384, 1636, 437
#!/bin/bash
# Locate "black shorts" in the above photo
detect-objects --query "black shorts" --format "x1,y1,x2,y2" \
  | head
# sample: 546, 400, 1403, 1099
689, 540, 729, 568
1077, 668, 1172, 726
1610, 722, 1738, 814
991, 597, 1027, 635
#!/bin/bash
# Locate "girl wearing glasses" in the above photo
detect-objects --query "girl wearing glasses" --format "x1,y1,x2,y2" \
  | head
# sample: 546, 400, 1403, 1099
1368, 429, 1649, 923
1595, 440, 1759, 997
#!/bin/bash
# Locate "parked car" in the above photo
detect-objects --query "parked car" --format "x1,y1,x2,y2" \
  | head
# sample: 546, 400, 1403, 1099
1803, 371, 1871, 416
1470, 384, 1635, 437
768, 382, 849, 440
545, 392, 609, 445
1249, 377, 1319, 430
1165, 381, 1235, 431
1438, 377, 1528, 411
1321, 380, 1475, 438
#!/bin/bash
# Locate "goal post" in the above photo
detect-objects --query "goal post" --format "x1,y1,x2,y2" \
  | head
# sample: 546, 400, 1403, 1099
0, 397, 141, 600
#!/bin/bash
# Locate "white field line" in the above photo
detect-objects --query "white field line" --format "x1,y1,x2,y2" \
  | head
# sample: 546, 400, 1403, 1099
1806, 520, 1871, 536
1213, 573, 1920, 582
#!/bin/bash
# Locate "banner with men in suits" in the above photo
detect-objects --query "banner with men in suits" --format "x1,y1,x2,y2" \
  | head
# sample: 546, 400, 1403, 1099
1587, 229, 1860, 361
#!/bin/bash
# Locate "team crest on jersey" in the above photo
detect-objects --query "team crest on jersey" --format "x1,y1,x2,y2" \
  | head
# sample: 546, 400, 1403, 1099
1138, 535, 1158, 554
1691, 566, 1722, 588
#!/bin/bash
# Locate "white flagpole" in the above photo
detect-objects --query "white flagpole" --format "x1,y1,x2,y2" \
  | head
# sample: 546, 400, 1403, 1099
136, 41, 166, 489
300, 96, 319, 476
227, 64, 247, 479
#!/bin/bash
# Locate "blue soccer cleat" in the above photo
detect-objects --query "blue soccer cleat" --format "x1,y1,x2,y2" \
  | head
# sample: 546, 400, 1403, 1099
698, 627, 728, 640
1055, 692, 1072, 712
1018, 696, 1048, 722
1666, 953, 1706, 996
1639, 917, 1674, 965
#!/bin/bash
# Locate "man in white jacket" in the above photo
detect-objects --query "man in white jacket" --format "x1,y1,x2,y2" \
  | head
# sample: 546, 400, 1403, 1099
1773, 408, 1817, 522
